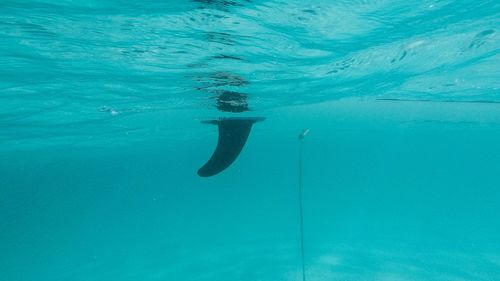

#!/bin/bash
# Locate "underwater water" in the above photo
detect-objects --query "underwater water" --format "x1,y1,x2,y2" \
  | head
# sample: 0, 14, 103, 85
1, 0, 500, 280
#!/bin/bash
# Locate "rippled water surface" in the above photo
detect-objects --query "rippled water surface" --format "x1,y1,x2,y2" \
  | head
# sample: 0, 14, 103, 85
1, 1, 500, 281
1, 0, 499, 148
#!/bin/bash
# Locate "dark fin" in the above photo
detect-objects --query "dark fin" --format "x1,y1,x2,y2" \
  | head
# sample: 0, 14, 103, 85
198, 117, 265, 177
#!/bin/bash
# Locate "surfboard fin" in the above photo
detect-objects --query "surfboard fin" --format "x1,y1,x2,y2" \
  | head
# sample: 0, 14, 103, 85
198, 117, 265, 177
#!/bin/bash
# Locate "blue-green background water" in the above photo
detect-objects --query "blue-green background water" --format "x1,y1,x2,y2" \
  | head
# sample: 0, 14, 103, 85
1, 1, 500, 280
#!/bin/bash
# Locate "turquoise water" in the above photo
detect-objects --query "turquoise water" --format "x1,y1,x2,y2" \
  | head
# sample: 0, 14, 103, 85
1, 0, 500, 280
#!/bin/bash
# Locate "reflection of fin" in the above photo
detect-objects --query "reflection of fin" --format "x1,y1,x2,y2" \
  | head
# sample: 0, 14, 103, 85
198, 117, 265, 177
216, 90, 249, 112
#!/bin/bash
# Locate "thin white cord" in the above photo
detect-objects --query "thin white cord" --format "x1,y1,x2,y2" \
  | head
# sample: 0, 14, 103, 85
298, 129, 309, 281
